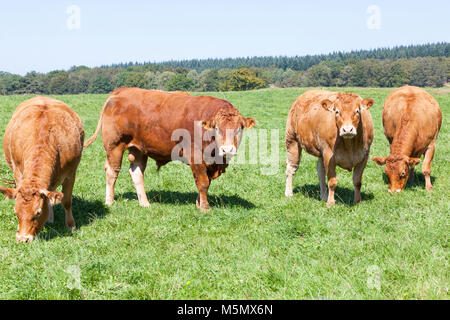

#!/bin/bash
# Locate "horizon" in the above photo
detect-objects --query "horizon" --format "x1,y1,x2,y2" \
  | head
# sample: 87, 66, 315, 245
1, 0, 449, 75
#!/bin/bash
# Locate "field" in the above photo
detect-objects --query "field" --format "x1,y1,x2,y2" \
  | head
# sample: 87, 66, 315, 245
0, 88, 448, 299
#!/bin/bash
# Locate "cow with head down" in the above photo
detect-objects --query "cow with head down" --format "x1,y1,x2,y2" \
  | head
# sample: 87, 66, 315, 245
84, 88, 256, 212
285, 90, 375, 207
372, 85, 442, 193
0, 97, 84, 242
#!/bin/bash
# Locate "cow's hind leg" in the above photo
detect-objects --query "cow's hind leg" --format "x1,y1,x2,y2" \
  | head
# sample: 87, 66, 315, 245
128, 147, 150, 207
317, 157, 327, 201
62, 174, 76, 231
191, 164, 211, 212
422, 141, 436, 191
285, 139, 302, 197
105, 145, 126, 205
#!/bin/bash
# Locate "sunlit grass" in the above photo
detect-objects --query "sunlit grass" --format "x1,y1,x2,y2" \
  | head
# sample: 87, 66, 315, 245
0, 87, 448, 299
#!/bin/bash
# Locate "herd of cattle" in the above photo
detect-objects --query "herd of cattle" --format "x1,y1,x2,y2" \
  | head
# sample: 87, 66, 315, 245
0, 85, 442, 242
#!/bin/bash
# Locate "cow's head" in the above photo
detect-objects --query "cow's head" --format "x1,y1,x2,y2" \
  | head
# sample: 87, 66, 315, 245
0, 187, 63, 242
372, 155, 420, 193
321, 93, 374, 139
202, 109, 257, 157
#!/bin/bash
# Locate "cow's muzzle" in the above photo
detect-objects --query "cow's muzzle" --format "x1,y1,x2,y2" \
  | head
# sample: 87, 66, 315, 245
16, 233, 35, 243
218, 145, 237, 157
340, 126, 357, 139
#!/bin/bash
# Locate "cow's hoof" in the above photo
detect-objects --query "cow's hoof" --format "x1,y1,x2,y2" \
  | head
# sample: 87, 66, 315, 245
139, 201, 150, 208
66, 220, 76, 231
196, 201, 210, 212
426, 185, 433, 191
326, 201, 335, 208
199, 206, 210, 213
105, 200, 114, 206
285, 190, 293, 197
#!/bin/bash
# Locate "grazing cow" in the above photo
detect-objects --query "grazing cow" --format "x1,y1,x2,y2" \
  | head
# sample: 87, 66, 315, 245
84, 88, 256, 211
285, 90, 375, 207
0, 97, 84, 242
372, 85, 442, 192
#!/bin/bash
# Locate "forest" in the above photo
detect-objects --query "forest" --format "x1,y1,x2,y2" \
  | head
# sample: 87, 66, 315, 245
0, 42, 448, 95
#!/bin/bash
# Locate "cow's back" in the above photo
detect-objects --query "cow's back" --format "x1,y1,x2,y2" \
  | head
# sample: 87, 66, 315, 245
4, 97, 84, 174
382, 86, 442, 143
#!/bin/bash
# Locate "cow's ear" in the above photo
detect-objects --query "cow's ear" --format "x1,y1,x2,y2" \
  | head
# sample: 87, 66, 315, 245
201, 119, 215, 130
407, 157, 421, 168
372, 156, 387, 166
40, 190, 64, 205
320, 99, 333, 111
243, 117, 257, 129
0, 187, 16, 200
361, 98, 375, 110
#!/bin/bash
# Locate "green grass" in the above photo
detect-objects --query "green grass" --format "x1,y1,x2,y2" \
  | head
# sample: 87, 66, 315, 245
0, 87, 448, 300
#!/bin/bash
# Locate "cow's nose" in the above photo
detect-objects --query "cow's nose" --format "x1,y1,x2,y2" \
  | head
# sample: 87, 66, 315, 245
219, 145, 237, 156
16, 233, 35, 243
340, 126, 356, 137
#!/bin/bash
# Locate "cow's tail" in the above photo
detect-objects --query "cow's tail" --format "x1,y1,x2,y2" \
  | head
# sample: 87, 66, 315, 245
84, 98, 111, 148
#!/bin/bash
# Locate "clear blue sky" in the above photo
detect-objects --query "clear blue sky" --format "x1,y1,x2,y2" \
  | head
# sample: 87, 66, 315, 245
1, 0, 448, 75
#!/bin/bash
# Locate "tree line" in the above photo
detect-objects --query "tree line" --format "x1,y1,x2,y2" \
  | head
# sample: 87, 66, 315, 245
0, 43, 448, 95
105, 42, 450, 72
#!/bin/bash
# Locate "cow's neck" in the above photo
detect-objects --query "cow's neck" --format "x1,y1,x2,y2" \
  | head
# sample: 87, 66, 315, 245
341, 133, 363, 151
21, 145, 56, 190
391, 115, 417, 157
339, 122, 364, 152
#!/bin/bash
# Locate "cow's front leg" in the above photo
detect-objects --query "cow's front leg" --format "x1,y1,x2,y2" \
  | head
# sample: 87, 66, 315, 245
323, 150, 337, 208
353, 156, 368, 204
422, 141, 436, 191
62, 174, 76, 231
191, 164, 211, 212
46, 204, 54, 224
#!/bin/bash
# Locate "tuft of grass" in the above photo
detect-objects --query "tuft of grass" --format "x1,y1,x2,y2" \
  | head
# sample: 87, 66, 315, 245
0, 88, 448, 299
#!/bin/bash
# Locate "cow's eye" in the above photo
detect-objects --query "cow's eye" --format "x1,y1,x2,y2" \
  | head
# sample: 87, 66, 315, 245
355, 109, 360, 115
35, 208, 42, 217
400, 171, 406, 178
335, 109, 340, 115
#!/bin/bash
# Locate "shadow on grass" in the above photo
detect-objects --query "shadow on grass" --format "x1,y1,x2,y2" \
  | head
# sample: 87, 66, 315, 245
120, 190, 256, 209
40, 196, 109, 241
293, 184, 374, 205
382, 172, 435, 189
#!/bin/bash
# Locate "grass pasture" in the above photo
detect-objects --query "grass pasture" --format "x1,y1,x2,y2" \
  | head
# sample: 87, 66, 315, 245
0, 87, 448, 299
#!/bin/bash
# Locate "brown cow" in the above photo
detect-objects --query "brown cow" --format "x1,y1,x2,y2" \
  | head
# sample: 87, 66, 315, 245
84, 88, 256, 211
372, 85, 442, 192
0, 97, 84, 242
285, 90, 375, 207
